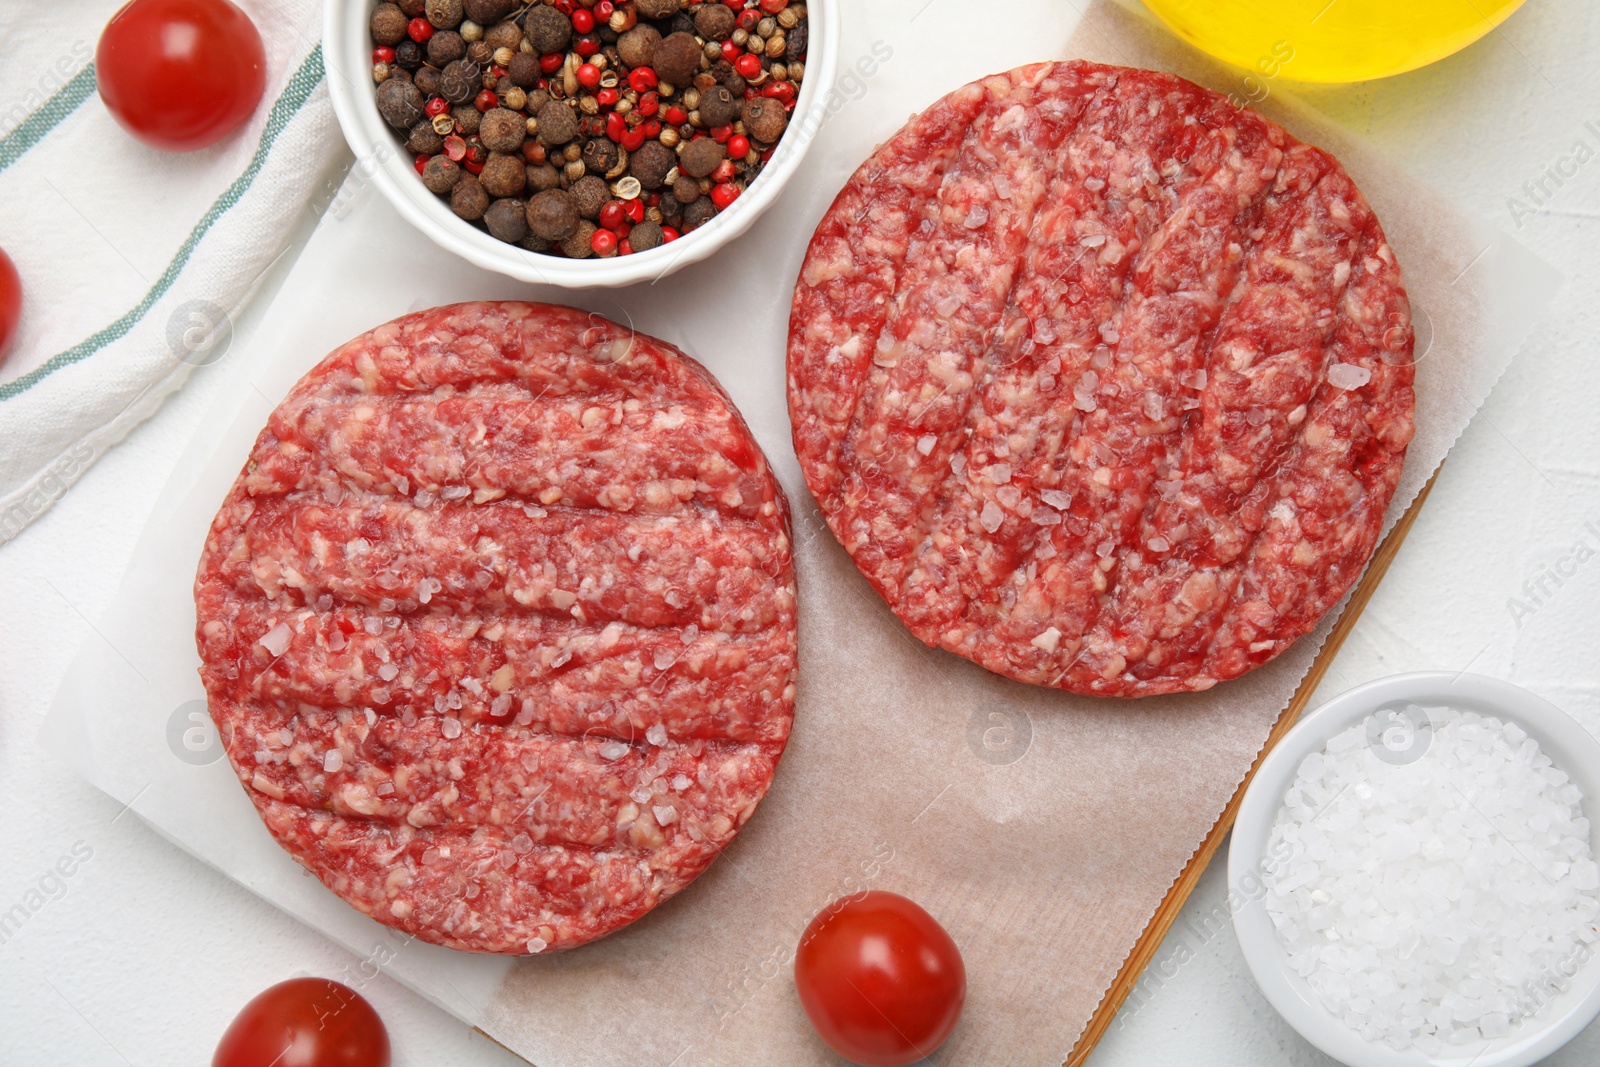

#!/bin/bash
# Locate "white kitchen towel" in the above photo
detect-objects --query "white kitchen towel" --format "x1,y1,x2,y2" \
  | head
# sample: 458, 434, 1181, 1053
0, 0, 340, 545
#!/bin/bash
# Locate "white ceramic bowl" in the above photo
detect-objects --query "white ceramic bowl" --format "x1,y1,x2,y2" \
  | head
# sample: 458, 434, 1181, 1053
324, 0, 839, 288
1230, 672, 1600, 1067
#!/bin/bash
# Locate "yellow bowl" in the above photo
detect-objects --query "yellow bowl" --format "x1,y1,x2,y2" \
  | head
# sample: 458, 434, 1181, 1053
1140, 0, 1529, 83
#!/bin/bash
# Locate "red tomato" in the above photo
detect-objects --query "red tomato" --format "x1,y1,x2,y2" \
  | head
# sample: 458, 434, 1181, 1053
0, 248, 20, 361
96, 0, 266, 152
795, 891, 966, 1067
212, 978, 391, 1067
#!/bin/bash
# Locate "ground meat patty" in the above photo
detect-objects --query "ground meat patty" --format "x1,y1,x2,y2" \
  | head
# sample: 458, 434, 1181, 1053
787, 61, 1415, 698
196, 301, 797, 952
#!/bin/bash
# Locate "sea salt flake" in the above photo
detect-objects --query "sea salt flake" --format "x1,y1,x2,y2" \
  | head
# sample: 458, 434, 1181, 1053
646, 723, 669, 747
1328, 363, 1373, 390
599, 740, 629, 761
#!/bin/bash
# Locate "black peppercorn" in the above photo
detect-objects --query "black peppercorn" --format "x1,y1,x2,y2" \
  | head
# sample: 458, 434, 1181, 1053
581, 137, 621, 176
422, 154, 463, 194
682, 196, 716, 231
394, 39, 423, 70
524, 5, 573, 55
527, 188, 581, 241
451, 176, 490, 220
370, 3, 408, 47
376, 77, 425, 128
485, 197, 529, 242
786, 22, 807, 63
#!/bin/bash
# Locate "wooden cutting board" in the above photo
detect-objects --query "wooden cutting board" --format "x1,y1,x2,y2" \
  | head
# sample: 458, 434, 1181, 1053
1065, 467, 1441, 1066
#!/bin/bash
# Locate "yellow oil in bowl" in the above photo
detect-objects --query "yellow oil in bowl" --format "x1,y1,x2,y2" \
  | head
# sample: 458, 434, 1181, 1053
1140, 0, 1529, 82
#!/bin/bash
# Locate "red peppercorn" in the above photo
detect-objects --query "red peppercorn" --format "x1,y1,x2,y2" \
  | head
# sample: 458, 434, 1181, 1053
414, 154, 431, 175
605, 111, 627, 141
464, 157, 485, 175
647, 192, 661, 206
465, 142, 487, 166
596, 87, 619, 107
661, 225, 679, 242
727, 134, 750, 159
425, 95, 450, 117
373, 46, 396, 64
575, 36, 600, 58
744, 87, 758, 99
571, 8, 595, 33
595, 0, 615, 19
759, 0, 789, 12
554, 0, 573, 11
627, 67, 658, 93
592, 228, 618, 255
577, 63, 602, 89
722, 0, 742, 9
711, 158, 736, 183
407, 17, 434, 43
620, 127, 646, 151
640, 119, 662, 138
540, 52, 565, 74
636, 92, 659, 118
721, 40, 741, 63
490, 65, 507, 80
734, 53, 761, 80
710, 182, 740, 209
763, 80, 796, 103
475, 90, 498, 112
737, 9, 761, 31
599, 200, 626, 230
444, 134, 468, 160
619, 239, 634, 255
665, 106, 688, 126
710, 123, 732, 144
623, 198, 646, 223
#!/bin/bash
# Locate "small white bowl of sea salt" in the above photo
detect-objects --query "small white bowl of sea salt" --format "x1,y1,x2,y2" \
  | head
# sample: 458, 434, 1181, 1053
1230, 672, 1600, 1067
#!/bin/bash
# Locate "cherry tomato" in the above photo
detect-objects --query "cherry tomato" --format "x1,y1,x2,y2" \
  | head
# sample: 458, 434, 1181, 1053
0, 248, 20, 361
212, 978, 390, 1067
795, 892, 966, 1067
96, 0, 266, 152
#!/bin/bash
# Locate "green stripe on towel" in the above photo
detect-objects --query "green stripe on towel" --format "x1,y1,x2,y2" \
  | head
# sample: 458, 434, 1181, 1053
0, 65, 98, 176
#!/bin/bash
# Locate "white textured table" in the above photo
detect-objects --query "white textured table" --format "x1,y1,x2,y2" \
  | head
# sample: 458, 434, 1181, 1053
3, 1, 1598, 1063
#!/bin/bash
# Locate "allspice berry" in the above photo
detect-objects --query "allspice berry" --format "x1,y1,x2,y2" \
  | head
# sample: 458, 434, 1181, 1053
570, 175, 609, 219
506, 52, 541, 89
693, 3, 735, 40
527, 188, 581, 241
413, 65, 442, 97
636, 0, 680, 18
653, 32, 701, 87
424, 0, 463, 28
485, 198, 529, 242
630, 140, 675, 190
742, 96, 788, 144
450, 104, 481, 135
629, 220, 665, 252
672, 174, 701, 204
480, 152, 527, 198
561, 220, 599, 259
536, 99, 579, 146
524, 5, 573, 55
439, 59, 479, 104
682, 196, 717, 231
479, 107, 526, 153
427, 30, 467, 66
405, 118, 444, 154
376, 77, 424, 128
451, 176, 490, 220
370, 3, 408, 47
617, 25, 661, 70
526, 163, 562, 191
697, 85, 739, 128
484, 20, 522, 51
463, 0, 513, 23
678, 137, 724, 178
422, 155, 463, 194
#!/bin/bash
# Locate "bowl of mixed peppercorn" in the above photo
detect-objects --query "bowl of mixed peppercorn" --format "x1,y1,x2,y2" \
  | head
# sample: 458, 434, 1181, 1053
326, 0, 836, 286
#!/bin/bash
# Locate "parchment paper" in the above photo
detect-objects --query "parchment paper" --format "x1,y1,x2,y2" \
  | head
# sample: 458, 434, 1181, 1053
41, 1, 1560, 1064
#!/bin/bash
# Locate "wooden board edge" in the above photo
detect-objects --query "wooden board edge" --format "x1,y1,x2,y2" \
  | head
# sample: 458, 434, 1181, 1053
1064, 467, 1442, 1067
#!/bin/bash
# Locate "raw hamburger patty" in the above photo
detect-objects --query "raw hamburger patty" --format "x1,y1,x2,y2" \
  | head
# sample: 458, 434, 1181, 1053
195, 302, 797, 953
788, 61, 1415, 697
